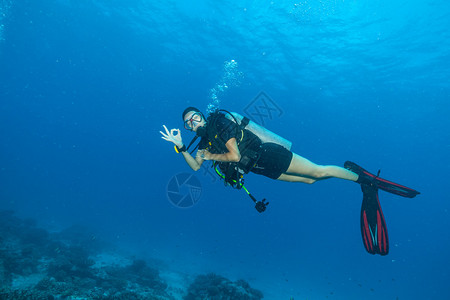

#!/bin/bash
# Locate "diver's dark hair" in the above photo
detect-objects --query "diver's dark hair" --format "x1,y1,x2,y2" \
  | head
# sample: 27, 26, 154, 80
182, 107, 202, 120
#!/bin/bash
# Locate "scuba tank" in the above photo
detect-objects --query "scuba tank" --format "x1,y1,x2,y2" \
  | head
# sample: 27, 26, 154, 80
224, 112, 292, 150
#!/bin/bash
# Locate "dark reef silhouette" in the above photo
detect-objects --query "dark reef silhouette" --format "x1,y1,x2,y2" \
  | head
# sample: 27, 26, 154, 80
184, 273, 264, 300
0, 210, 263, 299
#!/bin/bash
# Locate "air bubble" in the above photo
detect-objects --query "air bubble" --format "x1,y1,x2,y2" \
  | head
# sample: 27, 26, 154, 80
206, 59, 244, 114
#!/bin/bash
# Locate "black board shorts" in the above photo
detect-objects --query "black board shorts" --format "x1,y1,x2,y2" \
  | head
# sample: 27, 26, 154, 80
250, 142, 293, 180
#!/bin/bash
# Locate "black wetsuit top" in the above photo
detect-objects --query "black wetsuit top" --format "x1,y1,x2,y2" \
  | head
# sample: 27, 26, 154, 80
197, 114, 262, 157
198, 113, 293, 179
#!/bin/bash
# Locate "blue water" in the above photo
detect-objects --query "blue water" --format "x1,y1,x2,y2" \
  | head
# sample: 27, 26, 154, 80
1, 0, 449, 299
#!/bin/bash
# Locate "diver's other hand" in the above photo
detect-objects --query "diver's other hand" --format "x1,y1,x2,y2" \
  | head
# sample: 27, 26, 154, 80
160, 125, 183, 148
196, 149, 212, 160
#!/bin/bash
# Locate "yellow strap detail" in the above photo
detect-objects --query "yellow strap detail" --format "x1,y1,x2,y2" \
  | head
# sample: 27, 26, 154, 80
174, 145, 180, 153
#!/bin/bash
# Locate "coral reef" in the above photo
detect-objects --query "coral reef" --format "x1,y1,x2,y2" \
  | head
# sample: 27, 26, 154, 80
184, 273, 264, 300
0, 210, 263, 299
0, 210, 172, 299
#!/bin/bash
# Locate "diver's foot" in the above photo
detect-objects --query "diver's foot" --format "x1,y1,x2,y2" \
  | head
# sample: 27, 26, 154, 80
344, 161, 420, 198
344, 161, 376, 185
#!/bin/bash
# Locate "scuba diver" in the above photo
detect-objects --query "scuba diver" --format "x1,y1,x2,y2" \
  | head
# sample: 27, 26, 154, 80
160, 107, 420, 255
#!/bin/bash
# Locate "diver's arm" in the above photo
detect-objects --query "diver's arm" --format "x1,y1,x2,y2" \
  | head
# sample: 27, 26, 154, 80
201, 138, 241, 162
160, 125, 204, 171
182, 151, 204, 171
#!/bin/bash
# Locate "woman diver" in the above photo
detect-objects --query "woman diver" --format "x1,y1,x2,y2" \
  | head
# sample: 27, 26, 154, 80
160, 106, 420, 256
161, 107, 359, 184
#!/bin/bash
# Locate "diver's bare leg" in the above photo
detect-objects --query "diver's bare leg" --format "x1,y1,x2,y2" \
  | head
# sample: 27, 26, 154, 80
277, 173, 317, 183
280, 153, 358, 182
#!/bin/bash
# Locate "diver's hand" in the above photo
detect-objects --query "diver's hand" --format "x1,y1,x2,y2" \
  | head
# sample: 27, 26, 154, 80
160, 125, 183, 148
196, 149, 212, 160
